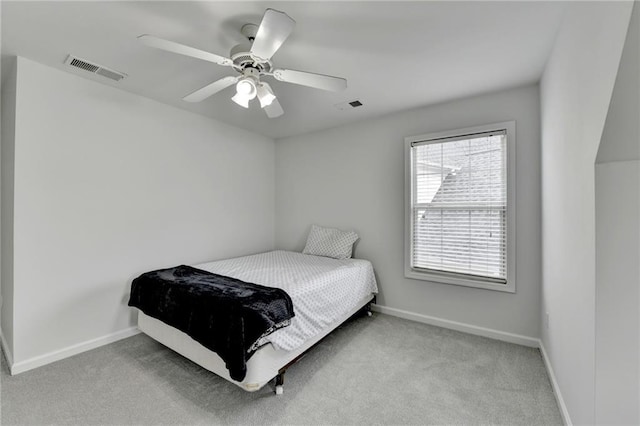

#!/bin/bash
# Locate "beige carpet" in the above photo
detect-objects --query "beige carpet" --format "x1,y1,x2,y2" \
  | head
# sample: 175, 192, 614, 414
1, 313, 562, 425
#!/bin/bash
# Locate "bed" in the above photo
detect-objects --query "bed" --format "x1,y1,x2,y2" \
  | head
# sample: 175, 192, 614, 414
133, 250, 378, 394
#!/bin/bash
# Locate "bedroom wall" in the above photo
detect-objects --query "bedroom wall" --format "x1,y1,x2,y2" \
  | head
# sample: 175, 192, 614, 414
1, 57, 17, 360
539, 1, 633, 424
6, 57, 275, 370
594, 3, 639, 423
275, 84, 541, 341
595, 162, 639, 424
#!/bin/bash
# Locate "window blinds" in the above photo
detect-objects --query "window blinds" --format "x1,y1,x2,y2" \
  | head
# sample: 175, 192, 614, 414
410, 130, 507, 283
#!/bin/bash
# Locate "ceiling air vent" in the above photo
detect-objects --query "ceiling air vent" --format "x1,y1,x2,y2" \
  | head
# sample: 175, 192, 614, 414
334, 99, 364, 111
64, 55, 127, 82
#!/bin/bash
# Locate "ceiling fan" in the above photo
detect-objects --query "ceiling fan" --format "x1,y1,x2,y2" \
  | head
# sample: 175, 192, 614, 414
139, 9, 347, 118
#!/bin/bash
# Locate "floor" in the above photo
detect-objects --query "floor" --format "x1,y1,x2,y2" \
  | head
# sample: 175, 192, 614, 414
1, 313, 562, 425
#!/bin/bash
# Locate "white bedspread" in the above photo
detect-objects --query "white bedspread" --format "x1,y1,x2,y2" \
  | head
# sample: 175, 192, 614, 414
195, 250, 378, 352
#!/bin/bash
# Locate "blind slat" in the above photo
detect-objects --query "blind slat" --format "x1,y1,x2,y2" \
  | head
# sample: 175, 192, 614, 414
411, 132, 507, 281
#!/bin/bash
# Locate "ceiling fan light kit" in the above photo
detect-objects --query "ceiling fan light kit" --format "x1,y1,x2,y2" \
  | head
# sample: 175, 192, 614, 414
139, 8, 347, 118
231, 91, 250, 108
257, 83, 276, 108
236, 79, 257, 98
232, 68, 259, 108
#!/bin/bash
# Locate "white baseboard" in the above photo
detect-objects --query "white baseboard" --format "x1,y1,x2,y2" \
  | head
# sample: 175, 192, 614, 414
9, 327, 140, 375
1, 331, 14, 367
371, 304, 539, 347
538, 340, 572, 426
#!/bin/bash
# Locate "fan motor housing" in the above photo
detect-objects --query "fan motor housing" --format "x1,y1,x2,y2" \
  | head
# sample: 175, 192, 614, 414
230, 44, 272, 73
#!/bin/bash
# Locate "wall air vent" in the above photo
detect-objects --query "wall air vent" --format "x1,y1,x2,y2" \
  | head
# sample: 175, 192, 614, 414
64, 55, 127, 82
334, 99, 364, 111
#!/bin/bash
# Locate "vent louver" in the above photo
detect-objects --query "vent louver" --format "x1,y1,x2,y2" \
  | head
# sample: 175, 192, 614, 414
64, 55, 127, 81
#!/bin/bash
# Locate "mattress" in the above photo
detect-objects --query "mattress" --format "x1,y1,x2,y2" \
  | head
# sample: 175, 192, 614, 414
194, 250, 379, 352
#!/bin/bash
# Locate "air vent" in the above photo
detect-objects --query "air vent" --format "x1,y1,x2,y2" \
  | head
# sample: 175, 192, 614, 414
334, 99, 364, 111
64, 55, 127, 82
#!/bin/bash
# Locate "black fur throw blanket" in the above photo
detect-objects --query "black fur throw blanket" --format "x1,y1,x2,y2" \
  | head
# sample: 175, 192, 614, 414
128, 265, 294, 381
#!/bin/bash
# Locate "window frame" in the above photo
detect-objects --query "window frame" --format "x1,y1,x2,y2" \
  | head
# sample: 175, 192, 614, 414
404, 121, 516, 293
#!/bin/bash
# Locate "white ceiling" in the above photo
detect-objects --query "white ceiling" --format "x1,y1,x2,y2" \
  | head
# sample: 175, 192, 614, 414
1, 1, 566, 139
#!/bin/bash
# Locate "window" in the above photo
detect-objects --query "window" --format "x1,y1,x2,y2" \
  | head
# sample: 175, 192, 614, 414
404, 121, 516, 292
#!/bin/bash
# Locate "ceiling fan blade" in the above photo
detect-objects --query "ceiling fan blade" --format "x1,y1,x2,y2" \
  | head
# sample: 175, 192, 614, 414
183, 76, 239, 102
272, 69, 347, 92
264, 97, 284, 118
138, 35, 233, 67
250, 9, 295, 61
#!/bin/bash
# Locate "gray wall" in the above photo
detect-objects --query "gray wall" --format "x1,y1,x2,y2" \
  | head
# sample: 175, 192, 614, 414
595, 161, 639, 424
595, 3, 640, 423
539, 2, 633, 424
596, 2, 640, 165
4, 57, 276, 368
1, 58, 17, 359
276, 84, 541, 340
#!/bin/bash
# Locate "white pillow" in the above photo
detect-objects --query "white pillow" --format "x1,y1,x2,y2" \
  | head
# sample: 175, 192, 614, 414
302, 225, 359, 259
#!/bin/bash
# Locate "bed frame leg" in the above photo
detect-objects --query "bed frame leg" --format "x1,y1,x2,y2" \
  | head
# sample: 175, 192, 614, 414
366, 303, 373, 317
275, 371, 285, 396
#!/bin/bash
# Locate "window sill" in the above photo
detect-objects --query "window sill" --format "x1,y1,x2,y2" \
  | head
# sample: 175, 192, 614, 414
404, 268, 515, 293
